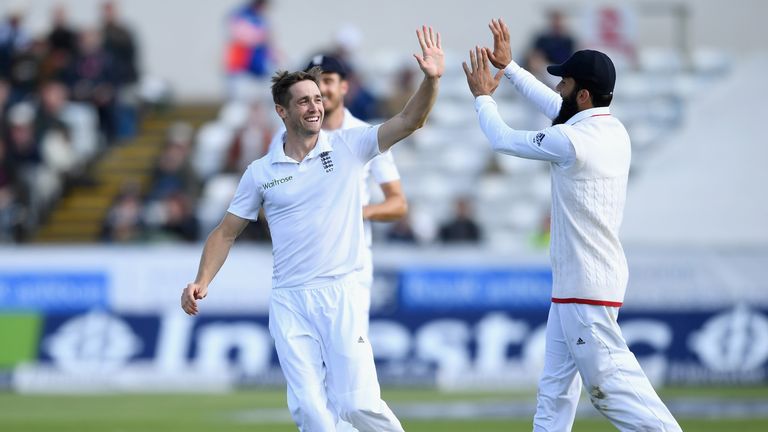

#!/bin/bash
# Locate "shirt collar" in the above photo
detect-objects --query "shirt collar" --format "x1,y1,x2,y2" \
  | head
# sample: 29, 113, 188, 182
340, 108, 354, 129
565, 106, 611, 126
268, 129, 334, 164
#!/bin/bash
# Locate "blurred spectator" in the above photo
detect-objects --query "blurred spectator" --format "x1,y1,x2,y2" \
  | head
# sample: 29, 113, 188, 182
101, 1, 139, 86
34, 81, 70, 142
5, 102, 40, 165
7, 38, 47, 103
529, 9, 576, 66
6, 101, 62, 230
39, 123, 77, 182
0, 133, 24, 241
226, 103, 273, 172
48, 6, 77, 57
147, 122, 198, 200
387, 217, 417, 244
342, 66, 379, 121
225, 0, 275, 102
380, 64, 416, 118
46, 5, 78, 80
100, 1, 141, 139
0, 9, 31, 99
67, 29, 117, 141
530, 213, 551, 250
101, 181, 144, 242
0, 78, 11, 119
322, 24, 380, 121
438, 197, 482, 243
144, 191, 199, 242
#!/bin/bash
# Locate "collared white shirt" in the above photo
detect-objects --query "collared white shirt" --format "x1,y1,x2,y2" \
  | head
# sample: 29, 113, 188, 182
228, 126, 381, 288
473, 60, 631, 306
269, 108, 401, 248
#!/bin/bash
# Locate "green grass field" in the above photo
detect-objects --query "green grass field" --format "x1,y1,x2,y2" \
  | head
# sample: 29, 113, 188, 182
1, 386, 767, 431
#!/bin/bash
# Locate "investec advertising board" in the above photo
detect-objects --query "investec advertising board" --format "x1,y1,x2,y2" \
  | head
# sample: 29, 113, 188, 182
1, 246, 767, 392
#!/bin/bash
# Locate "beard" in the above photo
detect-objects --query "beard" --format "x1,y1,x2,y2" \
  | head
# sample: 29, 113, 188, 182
552, 91, 579, 126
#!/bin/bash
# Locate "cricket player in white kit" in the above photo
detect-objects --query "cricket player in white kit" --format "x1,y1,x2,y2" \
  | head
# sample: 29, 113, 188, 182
181, 26, 443, 431
463, 19, 682, 431
269, 54, 407, 316
268, 54, 407, 432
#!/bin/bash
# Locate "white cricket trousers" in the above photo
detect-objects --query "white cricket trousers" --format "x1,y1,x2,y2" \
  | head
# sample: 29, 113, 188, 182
269, 274, 404, 432
533, 303, 682, 432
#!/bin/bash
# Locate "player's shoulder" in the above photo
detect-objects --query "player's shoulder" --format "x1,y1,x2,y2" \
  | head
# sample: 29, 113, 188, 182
244, 154, 273, 179
371, 148, 396, 165
342, 109, 371, 129
333, 124, 377, 145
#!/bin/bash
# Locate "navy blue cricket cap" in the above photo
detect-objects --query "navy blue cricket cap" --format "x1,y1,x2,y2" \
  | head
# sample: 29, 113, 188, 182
547, 49, 616, 95
305, 54, 348, 79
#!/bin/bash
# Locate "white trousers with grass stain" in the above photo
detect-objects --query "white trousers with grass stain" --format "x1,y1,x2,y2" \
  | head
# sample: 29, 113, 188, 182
534, 303, 682, 432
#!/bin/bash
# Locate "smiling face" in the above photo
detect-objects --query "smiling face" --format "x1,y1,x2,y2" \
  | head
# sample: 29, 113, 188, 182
278, 80, 324, 136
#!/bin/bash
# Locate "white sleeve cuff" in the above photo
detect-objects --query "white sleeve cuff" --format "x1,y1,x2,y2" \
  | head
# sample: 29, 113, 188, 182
503, 60, 522, 80
474, 95, 496, 112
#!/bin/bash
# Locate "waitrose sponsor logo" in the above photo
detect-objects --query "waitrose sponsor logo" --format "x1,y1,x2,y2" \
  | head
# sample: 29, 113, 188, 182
262, 176, 293, 190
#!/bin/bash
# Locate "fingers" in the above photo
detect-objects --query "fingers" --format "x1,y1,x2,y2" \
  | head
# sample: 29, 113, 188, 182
483, 47, 495, 62
462, 61, 471, 78
181, 283, 202, 315
475, 46, 486, 72
469, 47, 478, 72
489, 18, 510, 42
416, 28, 427, 51
499, 18, 510, 41
417, 25, 441, 50
480, 46, 489, 70
181, 288, 197, 315
413, 53, 425, 69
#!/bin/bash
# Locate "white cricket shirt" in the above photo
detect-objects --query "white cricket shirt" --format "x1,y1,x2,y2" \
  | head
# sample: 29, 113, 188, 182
474, 60, 631, 306
228, 126, 381, 289
268, 109, 401, 281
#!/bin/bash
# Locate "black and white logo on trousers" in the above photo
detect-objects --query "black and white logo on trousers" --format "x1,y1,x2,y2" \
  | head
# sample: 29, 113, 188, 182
534, 132, 546, 147
320, 151, 334, 172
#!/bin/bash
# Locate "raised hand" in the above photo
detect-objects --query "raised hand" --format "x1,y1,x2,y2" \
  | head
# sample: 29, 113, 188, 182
485, 18, 512, 69
414, 25, 445, 79
463, 46, 504, 97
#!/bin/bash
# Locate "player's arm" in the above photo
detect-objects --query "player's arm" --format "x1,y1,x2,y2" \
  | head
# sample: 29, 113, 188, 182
465, 47, 574, 164
181, 212, 249, 316
378, 26, 444, 152
475, 97, 574, 163
363, 180, 408, 221
484, 18, 561, 119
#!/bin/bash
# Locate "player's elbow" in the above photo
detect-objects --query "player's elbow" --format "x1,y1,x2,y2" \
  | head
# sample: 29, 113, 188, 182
388, 196, 408, 220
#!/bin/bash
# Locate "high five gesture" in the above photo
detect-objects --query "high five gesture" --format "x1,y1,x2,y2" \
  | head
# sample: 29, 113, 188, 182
378, 25, 443, 151
414, 25, 445, 79
485, 18, 512, 69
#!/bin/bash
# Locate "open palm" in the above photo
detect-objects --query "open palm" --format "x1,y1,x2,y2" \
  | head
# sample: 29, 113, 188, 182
414, 26, 445, 78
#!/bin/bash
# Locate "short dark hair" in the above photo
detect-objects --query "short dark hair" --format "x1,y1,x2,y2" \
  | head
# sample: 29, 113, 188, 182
271, 67, 322, 107
574, 78, 613, 108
